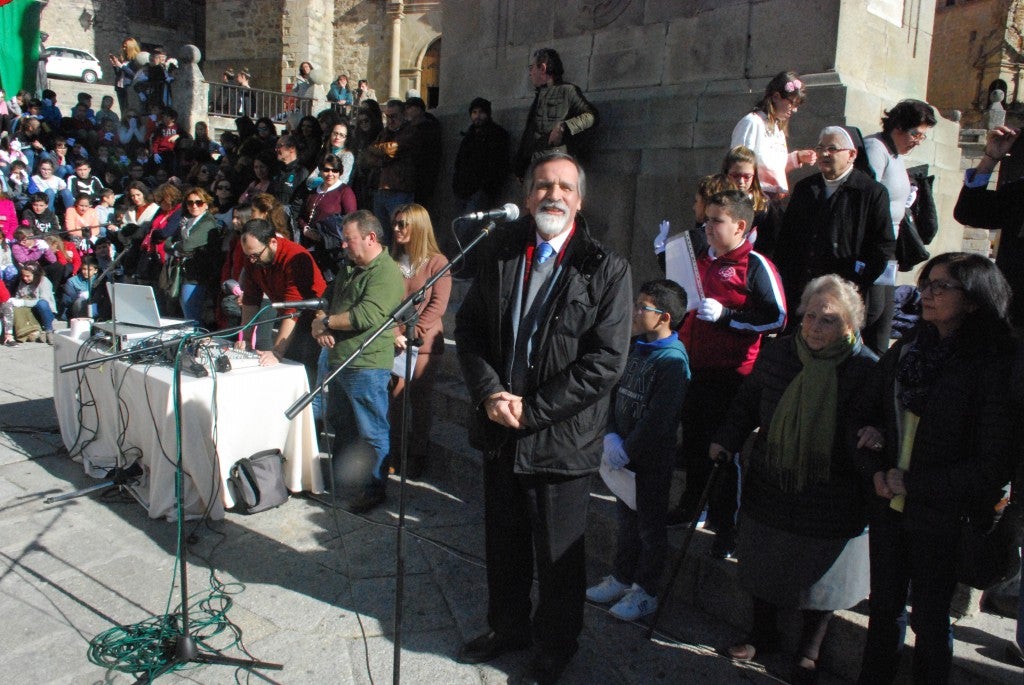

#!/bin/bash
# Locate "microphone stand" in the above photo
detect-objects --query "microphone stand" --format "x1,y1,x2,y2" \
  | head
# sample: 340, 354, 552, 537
51, 313, 290, 681
284, 219, 498, 685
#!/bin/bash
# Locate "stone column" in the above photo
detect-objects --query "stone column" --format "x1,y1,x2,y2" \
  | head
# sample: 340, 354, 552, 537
174, 45, 209, 135
388, 1, 404, 99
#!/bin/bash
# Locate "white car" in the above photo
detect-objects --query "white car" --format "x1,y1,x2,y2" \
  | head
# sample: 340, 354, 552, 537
43, 46, 103, 84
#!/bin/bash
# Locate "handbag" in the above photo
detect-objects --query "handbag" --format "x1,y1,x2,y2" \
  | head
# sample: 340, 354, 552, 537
955, 497, 1023, 590
158, 257, 183, 300
226, 449, 289, 514
895, 211, 930, 272
134, 249, 163, 282
13, 306, 41, 342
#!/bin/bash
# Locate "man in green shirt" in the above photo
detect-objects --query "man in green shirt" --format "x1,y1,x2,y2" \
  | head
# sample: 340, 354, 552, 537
312, 210, 404, 512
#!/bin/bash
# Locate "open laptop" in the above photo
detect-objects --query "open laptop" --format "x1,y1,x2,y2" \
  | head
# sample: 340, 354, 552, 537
93, 283, 191, 339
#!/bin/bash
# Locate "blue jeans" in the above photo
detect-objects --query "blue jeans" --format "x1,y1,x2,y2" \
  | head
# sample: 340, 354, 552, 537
327, 367, 391, 482
180, 282, 206, 323
33, 299, 55, 331
311, 347, 329, 421
372, 189, 414, 247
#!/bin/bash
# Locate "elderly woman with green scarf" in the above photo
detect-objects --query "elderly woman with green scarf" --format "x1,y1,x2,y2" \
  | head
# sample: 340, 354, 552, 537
710, 274, 877, 685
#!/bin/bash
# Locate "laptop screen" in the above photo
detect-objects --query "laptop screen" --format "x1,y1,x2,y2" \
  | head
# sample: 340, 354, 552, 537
106, 282, 165, 328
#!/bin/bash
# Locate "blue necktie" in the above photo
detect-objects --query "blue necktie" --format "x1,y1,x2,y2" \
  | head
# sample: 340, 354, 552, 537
536, 242, 554, 265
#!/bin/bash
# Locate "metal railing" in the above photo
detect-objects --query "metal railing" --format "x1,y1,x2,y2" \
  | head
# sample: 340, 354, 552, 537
206, 81, 317, 122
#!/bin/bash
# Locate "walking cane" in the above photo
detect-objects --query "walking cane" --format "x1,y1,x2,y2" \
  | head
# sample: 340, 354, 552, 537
646, 460, 723, 639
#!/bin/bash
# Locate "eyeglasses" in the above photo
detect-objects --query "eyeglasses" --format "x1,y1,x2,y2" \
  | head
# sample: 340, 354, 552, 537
321, 168, 339, 174
906, 129, 928, 141
185, 199, 205, 207
728, 172, 754, 182
216, 185, 232, 191
246, 245, 269, 263
918, 278, 963, 295
634, 304, 665, 315
393, 219, 409, 229
814, 145, 851, 154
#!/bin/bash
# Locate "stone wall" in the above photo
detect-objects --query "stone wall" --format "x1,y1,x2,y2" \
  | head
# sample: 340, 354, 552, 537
333, 1, 388, 96
434, 0, 960, 285
282, 0, 334, 92
929, 0, 1012, 128
331, 2, 442, 103
204, 0, 284, 91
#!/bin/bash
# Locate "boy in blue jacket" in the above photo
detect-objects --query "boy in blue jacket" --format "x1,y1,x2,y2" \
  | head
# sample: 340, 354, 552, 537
587, 279, 691, 621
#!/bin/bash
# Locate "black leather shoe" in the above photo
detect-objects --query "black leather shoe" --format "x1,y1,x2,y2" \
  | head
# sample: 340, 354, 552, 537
456, 630, 531, 664
513, 649, 574, 685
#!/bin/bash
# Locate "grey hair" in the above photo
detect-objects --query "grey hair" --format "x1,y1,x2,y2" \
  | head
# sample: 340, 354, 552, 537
342, 209, 384, 242
797, 274, 866, 331
523, 151, 586, 201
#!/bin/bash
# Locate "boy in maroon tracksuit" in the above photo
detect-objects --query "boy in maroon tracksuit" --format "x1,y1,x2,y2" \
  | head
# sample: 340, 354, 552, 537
669, 190, 787, 558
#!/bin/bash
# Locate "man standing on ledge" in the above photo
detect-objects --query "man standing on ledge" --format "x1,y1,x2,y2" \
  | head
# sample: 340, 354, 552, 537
514, 48, 598, 180
312, 210, 404, 513
455, 152, 632, 684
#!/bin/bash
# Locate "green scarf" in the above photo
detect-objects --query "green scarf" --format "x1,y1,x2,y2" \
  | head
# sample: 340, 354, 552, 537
763, 333, 856, 493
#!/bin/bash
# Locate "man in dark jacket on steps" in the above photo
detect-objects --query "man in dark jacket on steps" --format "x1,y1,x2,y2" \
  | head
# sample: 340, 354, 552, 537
454, 152, 632, 684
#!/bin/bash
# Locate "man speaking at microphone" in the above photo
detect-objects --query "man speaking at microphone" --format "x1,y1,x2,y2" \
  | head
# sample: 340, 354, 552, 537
311, 210, 404, 513
239, 218, 326, 386
455, 152, 632, 683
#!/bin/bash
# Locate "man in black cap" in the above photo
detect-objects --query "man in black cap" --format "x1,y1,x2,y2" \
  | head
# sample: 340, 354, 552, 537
452, 97, 511, 278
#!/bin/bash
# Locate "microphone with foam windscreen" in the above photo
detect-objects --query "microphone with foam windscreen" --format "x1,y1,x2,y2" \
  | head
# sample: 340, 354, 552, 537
270, 297, 328, 310
457, 203, 520, 223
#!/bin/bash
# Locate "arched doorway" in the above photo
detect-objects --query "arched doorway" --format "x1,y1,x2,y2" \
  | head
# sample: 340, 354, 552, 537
420, 38, 440, 108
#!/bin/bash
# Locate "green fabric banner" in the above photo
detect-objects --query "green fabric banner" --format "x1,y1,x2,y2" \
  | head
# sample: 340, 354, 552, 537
0, 0, 41, 95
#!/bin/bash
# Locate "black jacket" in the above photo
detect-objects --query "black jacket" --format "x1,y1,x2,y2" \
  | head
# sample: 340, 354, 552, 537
775, 169, 894, 310
852, 326, 1017, 533
455, 215, 633, 475
713, 335, 877, 539
953, 179, 1024, 323
452, 120, 511, 200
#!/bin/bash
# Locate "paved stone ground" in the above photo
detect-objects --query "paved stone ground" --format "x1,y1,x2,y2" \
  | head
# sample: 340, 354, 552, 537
0, 334, 1019, 684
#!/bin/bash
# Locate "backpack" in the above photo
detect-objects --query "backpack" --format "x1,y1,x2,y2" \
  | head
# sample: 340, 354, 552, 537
226, 449, 288, 514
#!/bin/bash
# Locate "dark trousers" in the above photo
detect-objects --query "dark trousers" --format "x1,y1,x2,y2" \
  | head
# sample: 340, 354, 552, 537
613, 449, 674, 595
483, 447, 590, 657
677, 369, 744, 535
858, 507, 958, 684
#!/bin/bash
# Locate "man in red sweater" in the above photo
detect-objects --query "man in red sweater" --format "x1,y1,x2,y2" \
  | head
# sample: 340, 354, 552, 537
239, 218, 326, 385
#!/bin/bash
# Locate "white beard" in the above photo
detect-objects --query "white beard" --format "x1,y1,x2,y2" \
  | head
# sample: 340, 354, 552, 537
534, 211, 569, 238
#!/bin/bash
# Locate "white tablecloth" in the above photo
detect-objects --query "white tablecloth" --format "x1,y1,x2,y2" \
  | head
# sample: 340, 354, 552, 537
53, 331, 323, 520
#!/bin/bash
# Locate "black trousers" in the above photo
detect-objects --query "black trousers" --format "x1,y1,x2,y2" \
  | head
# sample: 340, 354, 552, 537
678, 368, 744, 534
613, 447, 674, 594
858, 506, 958, 684
483, 446, 590, 657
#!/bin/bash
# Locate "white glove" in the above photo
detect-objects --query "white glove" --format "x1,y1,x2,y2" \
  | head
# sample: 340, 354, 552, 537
77, 291, 89, 300
654, 220, 670, 255
603, 433, 629, 470
905, 185, 918, 209
697, 297, 724, 322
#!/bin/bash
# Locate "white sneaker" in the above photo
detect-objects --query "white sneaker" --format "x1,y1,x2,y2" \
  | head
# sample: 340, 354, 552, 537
609, 584, 657, 621
586, 575, 630, 604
